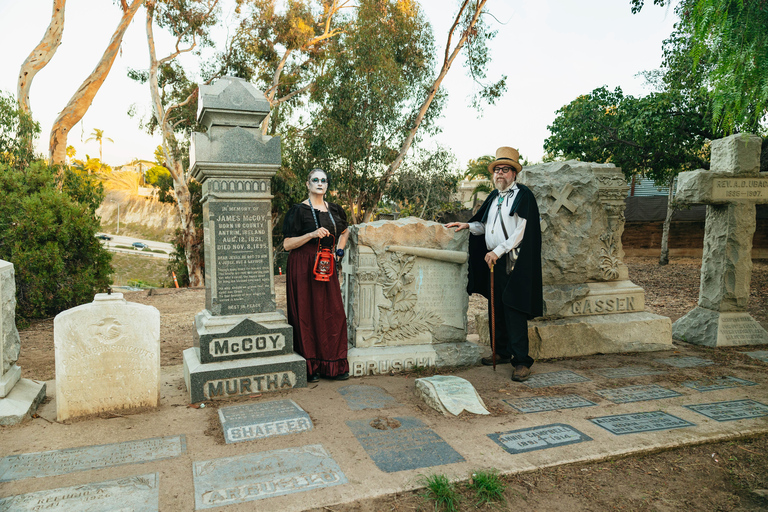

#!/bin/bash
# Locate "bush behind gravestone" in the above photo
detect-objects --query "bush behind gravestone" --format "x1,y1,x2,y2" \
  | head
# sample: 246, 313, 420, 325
0, 162, 112, 324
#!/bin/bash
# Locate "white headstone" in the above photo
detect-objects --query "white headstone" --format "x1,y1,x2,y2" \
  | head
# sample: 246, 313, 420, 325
0, 260, 21, 397
54, 293, 160, 421
415, 375, 489, 416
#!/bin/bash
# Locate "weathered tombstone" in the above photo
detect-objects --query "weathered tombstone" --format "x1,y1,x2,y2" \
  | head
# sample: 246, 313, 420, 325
0, 260, 45, 425
672, 133, 768, 346
414, 375, 489, 416
343, 217, 482, 375
54, 293, 160, 421
183, 76, 305, 403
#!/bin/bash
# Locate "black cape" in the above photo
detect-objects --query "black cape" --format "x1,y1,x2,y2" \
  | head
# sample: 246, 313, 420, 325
466, 183, 543, 319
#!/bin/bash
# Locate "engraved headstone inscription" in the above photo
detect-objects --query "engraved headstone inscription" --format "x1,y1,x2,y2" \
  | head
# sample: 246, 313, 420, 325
742, 350, 768, 363
218, 399, 312, 444
0, 435, 186, 482
489, 424, 592, 454
504, 394, 597, 414
414, 375, 489, 416
594, 384, 682, 404
192, 444, 346, 509
0, 473, 160, 512
337, 385, 401, 410
346, 416, 464, 473
592, 366, 666, 379
522, 370, 591, 389
685, 399, 768, 422
590, 411, 695, 435
682, 376, 757, 392
655, 356, 714, 368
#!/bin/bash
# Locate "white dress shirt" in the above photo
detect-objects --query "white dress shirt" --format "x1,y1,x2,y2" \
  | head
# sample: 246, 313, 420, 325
468, 182, 527, 257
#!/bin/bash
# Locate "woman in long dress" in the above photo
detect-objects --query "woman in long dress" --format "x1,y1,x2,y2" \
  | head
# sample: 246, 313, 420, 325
282, 168, 350, 382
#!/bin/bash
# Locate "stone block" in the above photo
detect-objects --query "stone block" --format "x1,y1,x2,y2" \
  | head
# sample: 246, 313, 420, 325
347, 342, 482, 377
0, 378, 45, 426
0, 364, 20, 398
542, 280, 645, 318
710, 133, 763, 174
194, 311, 293, 363
0, 260, 20, 386
218, 399, 312, 444
197, 76, 271, 130
414, 375, 489, 416
672, 307, 768, 347
676, 171, 768, 205
53, 293, 160, 421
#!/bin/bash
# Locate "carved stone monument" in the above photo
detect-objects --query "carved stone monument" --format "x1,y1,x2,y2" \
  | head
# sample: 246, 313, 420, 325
183, 76, 305, 403
54, 293, 160, 421
0, 259, 45, 425
343, 218, 482, 376
672, 133, 768, 346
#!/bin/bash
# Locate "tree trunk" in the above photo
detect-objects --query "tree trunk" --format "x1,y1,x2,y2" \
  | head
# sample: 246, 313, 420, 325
48, 0, 143, 165
659, 179, 676, 266
18, 0, 66, 115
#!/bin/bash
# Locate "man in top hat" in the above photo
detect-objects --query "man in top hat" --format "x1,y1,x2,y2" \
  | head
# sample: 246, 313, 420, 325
446, 146, 543, 381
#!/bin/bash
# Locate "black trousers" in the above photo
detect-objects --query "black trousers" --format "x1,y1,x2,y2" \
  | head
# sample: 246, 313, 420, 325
487, 254, 534, 368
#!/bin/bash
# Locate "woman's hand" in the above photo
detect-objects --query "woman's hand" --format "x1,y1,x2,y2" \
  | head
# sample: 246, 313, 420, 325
314, 227, 331, 238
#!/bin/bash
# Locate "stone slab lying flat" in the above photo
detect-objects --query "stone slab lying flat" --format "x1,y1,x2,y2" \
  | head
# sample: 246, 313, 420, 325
592, 366, 667, 378
504, 395, 597, 413
594, 384, 683, 404
0, 435, 185, 482
0, 472, 159, 511
742, 350, 768, 362
192, 444, 346, 509
590, 411, 696, 435
489, 424, 593, 454
655, 356, 714, 368
682, 376, 757, 392
346, 416, 464, 473
218, 399, 312, 444
415, 375, 489, 416
521, 370, 590, 388
0, 378, 45, 426
338, 385, 401, 410
685, 399, 768, 422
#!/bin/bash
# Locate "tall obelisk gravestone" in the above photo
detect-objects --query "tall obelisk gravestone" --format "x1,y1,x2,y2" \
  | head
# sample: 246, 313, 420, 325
183, 76, 306, 403
673, 133, 768, 346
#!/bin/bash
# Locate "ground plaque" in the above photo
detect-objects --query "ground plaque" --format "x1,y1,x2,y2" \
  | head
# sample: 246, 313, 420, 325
414, 375, 489, 416
338, 385, 401, 410
592, 366, 666, 378
685, 399, 768, 422
193, 444, 346, 509
0, 473, 159, 511
489, 424, 592, 454
682, 376, 757, 392
504, 394, 597, 413
346, 416, 464, 473
655, 356, 714, 368
594, 384, 682, 404
742, 351, 768, 363
591, 411, 695, 435
522, 371, 591, 388
0, 435, 186, 482
218, 399, 312, 444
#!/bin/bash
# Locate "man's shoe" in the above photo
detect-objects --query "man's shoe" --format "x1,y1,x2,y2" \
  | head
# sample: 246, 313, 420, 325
307, 374, 320, 383
512, 365, 531, 382
481, 356, 511, 366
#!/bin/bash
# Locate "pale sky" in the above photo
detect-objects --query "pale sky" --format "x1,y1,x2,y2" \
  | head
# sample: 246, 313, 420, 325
0, 0, 677, 169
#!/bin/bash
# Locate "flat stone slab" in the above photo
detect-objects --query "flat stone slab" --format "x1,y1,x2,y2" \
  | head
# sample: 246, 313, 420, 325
338, 385, 400, 410
0, 435, 186, 482
655, 356, 714, 368
592, 366, 667, 378
682, 376, 757, 392
218, 399, 312, 444
193, 444, 345, 509
742, 350, 768, 362
504, 394, 597, 413
0, 378, 46, 426
522, 370, 591, 388
414, 375, 489, 416
346, 416, 464, 473
594, 384, 682, 404
590, 411, 696, 435
0, 472, 159, 511
685, 399, 768, 422
489, 424, 592, 454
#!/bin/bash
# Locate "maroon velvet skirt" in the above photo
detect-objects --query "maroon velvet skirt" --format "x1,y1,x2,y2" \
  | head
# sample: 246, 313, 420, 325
286, 242, 349, 377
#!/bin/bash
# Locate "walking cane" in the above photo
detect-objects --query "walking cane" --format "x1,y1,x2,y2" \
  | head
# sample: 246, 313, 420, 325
489, 261, 496, 371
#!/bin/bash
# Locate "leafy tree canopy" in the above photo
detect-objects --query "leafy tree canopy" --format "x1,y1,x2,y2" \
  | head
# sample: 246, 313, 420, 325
0, 92, 40, 171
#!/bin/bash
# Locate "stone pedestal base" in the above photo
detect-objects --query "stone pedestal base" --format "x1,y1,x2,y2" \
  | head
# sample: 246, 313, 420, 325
673, 307, 768, 347
0, 378, 46, 425
194, 310, 294, 364
0, 364, 21, 397
529, 312, 673, 359
183, 347, 307, 404
348, 342, 483, 377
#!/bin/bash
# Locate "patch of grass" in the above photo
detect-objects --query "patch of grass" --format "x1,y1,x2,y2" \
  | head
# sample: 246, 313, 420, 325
110, 253, 169, 288
467, 469, 507, 505
419, 474, 461, 512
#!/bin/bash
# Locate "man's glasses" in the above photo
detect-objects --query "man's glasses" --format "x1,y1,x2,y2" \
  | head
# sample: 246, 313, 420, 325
493, 166, 515, 174
311, 177, 327, 183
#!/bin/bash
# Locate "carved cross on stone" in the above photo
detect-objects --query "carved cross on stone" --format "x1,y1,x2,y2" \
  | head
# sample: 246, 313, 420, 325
673, 133, 768, 347
550, 183, 578, 214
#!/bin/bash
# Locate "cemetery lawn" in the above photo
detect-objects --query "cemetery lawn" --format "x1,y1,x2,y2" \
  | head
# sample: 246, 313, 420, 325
12, 256, 768, 511
109, 252, 170, 288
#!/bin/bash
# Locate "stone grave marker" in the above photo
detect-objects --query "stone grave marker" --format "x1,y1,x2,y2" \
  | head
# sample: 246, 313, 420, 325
673, 133, 768, 346
685, 399, 768, 422
218, 399, 312, 444
590, 411, 695, 435
504, 394, 597, 414
521, 370, 591, 388
594, 384, 682, 404
0, 473, 159, 512
54, 293, 160, 421
346, 416, 464, 473
489, 424, 592, 454
183, 76, 305, 402
592, 366, 666, 379
682, 376, 757, 392
742, 350, 768, 363
655, 356, 714, 368
338, 385, 401, 410
193, 444, 346, 509
414, 375, 489, 416
0, 435, 185, 482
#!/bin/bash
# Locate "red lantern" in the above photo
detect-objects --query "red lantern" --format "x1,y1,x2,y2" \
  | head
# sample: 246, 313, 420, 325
313, 236, 335, 281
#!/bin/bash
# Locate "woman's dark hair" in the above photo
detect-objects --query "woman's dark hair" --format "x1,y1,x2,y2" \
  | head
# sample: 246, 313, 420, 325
307, 168, 329, 183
